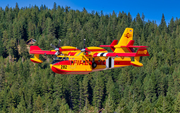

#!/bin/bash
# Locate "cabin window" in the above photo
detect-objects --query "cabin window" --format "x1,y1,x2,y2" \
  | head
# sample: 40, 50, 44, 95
56, 57, 69, 61
62, 57, 66, 61
52, 57, 69, 64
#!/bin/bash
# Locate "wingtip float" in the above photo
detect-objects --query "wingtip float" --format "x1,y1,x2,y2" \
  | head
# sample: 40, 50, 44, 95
29, 28, 149, 74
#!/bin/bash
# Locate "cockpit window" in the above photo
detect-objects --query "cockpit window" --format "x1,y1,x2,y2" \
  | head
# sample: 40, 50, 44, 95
55, 57, 69, 61
51, 57, 69, 64
51, 60, 60, 64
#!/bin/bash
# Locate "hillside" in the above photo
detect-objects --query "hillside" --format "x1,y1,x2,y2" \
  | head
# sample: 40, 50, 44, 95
0, 3, 180, 113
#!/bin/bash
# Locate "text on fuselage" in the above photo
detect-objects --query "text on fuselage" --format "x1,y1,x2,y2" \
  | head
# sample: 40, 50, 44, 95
71, 60, 89, 65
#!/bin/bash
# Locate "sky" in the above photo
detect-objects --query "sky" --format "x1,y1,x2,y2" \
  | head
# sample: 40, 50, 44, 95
1, 0, 180, 25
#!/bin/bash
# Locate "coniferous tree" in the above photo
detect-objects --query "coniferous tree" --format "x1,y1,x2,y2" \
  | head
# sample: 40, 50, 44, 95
104, 94, 115, 113
115, 98, 128, 113
68, 75, 79, 111
159, 14, 167, 32
93, 72, 104, 109
174, 92, 180, 112
0, 37, 4, 57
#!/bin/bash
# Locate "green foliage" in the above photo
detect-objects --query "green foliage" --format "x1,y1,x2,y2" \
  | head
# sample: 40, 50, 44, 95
174, 92, 180, 112
0, 3, 180, 112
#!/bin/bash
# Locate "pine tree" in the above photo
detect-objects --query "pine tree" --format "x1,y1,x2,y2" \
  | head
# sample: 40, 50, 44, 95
43, 93, 52, 112
143, 74, 156, 102
0, 89, 4, 110
174, 92, 180, 112
142, 97, 152, 113
59, 98, 69, 113
68, 75, 79, 111
104, 94, 115, 113
82, 75, 89, 109
0, 37, 4, 57
115, 98, 128, 113
0, 64, 5, 91
34, 95, 42, 112
132, 102, 139, 113
15, 96, 26, 113
93, 72, 104, 109
19, 39, 28, 62
79, 81, 83, 110
53, 74, 64, 99
159, 14, 167, 32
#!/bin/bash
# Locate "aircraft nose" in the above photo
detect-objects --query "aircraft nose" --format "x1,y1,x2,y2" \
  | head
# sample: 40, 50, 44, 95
51, 65, 58, 73
51, 64, 67, 74
51, 64, 61, 73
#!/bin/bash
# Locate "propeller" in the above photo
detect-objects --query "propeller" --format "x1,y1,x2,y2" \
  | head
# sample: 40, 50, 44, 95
50, 39, 61, 56
80, 39, 94, 66
80, 39, 91, 56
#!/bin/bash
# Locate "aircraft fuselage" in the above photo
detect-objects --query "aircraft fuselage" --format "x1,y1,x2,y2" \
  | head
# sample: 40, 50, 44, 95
50, 55, 131, 74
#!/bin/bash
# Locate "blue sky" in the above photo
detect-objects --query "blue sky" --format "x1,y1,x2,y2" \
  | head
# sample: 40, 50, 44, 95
1, 0, 179, 25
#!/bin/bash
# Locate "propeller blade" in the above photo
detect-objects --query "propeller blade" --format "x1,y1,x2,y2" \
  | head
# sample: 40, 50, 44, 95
50, 43, 56, 49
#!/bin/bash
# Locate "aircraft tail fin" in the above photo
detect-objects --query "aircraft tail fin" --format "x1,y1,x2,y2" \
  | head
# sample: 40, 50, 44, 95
114, 28, 133, 53
30, 46, 43, 63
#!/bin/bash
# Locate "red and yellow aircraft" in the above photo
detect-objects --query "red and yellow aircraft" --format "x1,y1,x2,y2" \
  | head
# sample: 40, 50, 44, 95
29, 28, 149, 74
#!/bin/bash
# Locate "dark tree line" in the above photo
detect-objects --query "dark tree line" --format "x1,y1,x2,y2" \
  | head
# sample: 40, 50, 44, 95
0, 2, 180, 113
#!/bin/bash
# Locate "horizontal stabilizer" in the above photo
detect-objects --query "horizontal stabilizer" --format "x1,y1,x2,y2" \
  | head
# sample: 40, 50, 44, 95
135, 48, 149, 56
93, 48, 149, 57
30, 46, 56, 55
99, 40, 118, 51
30, 46, 41, 51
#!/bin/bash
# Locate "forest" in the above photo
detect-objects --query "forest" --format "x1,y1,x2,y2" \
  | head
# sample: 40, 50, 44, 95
0, 2, 180, 113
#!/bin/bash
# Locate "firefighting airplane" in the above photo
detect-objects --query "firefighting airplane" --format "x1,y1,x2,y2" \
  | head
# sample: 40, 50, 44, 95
30, 28, 149, 74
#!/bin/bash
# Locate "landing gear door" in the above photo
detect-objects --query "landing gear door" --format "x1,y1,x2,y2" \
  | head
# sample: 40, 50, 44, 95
106, 57, 114, 68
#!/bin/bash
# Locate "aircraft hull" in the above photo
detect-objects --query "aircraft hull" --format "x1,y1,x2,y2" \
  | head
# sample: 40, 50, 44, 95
51, 66, 90, 74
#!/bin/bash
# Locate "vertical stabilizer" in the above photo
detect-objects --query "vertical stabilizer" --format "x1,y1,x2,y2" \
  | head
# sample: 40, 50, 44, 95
114, 28, 133, 53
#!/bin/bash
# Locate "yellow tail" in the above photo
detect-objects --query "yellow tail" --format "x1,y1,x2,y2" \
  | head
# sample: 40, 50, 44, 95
114, 28, 133, 53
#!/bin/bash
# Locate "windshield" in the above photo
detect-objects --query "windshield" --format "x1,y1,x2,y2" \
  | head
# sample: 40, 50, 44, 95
56, 57, 62, 60
51, 57, 69, 64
